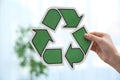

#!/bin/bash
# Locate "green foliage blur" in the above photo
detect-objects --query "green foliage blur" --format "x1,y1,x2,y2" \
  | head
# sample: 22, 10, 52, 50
14, 26, 47, 79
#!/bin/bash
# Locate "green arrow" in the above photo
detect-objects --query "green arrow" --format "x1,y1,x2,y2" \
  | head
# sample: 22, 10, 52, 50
42, 9, 61, 30
58, 9, 83, 28
32, 29, 53, 56
65, 44, 84, 68
73, 27, 91, 54
43, 49, 62, 64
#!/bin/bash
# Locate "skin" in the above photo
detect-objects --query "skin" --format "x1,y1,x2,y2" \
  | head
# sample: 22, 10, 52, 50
84, 32, 120, 73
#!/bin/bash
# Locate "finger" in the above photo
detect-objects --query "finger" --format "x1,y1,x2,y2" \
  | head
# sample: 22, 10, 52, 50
91, 42, 97, 51
89, 32, 106, 37
84, 33, 101, 43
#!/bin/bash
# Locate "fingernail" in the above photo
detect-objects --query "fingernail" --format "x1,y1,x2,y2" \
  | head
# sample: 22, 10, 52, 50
84, 34, 89, 37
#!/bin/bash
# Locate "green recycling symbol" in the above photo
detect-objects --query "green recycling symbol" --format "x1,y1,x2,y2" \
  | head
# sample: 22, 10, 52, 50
31, 8, 91, 68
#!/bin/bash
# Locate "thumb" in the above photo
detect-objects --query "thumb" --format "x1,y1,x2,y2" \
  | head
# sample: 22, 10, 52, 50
84, 33, 101, 43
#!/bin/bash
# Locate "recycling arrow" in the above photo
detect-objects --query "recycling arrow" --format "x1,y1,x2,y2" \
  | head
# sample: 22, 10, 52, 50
42, 9, 83, 30
58, 9, 83, 28
43, 49, 62, 64
65, 44, 84, 68
42, 9, 61, 30
31, 8, 91, 68
73, 27, 91, 54
32, 29, 53, 56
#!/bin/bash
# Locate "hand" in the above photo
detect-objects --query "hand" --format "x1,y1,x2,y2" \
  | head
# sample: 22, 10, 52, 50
84, 32, 120, 73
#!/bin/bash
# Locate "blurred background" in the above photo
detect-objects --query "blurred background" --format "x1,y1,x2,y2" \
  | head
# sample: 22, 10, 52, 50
0, 0, 120, 80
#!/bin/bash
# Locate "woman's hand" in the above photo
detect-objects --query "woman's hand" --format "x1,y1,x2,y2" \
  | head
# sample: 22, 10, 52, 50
84, 32, 120, 73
